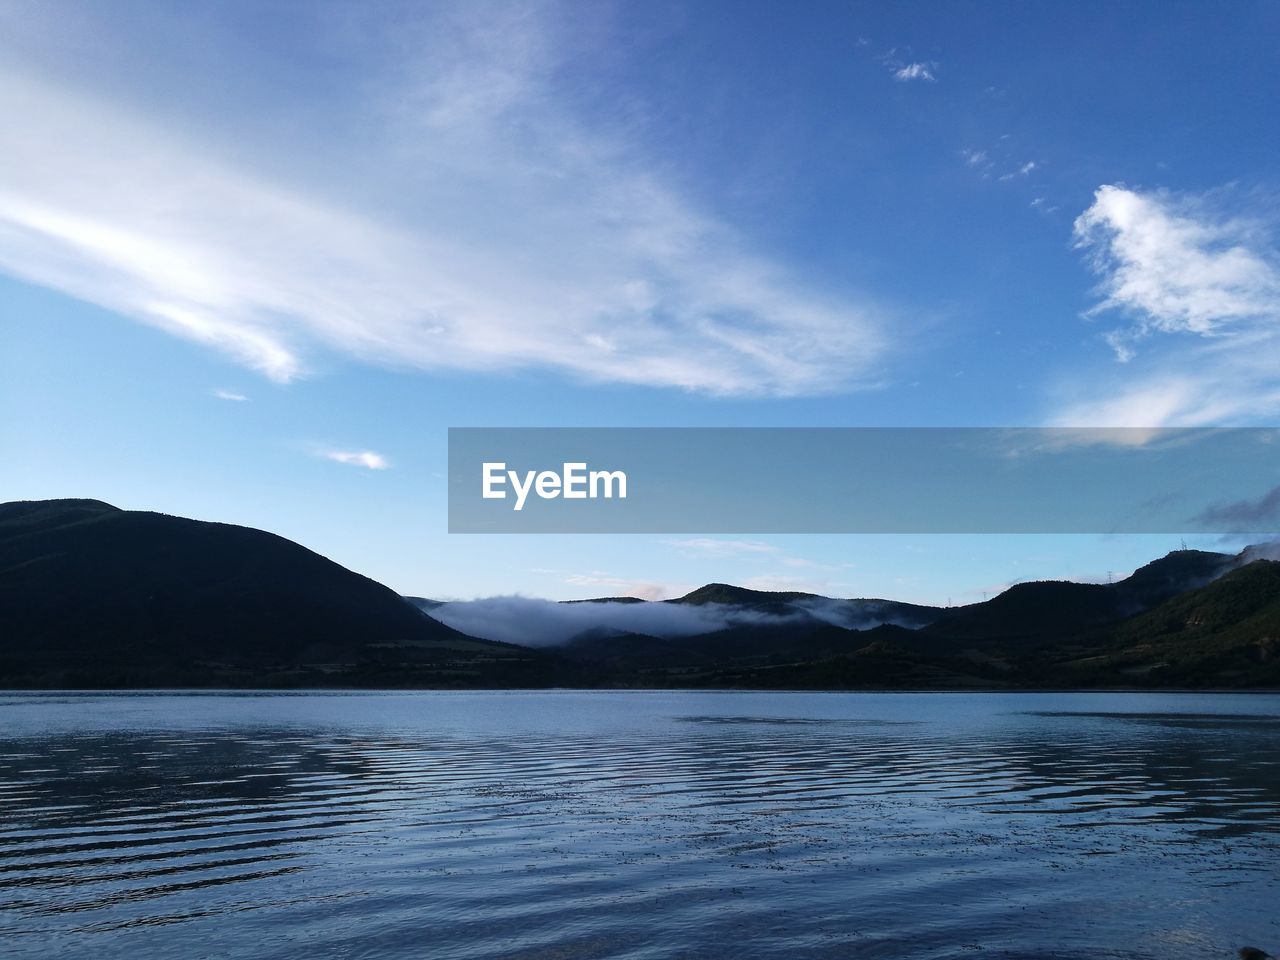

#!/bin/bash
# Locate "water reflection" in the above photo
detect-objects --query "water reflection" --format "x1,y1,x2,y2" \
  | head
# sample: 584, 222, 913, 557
0, 692, 1276, 959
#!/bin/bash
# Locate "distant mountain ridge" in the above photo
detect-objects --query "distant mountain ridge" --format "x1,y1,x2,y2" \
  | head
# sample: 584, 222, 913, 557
550, 557, 1273, 690
440, 547, 1274, 688
546, 549, 1235, 665
674, 583, 823, 606
1, 498, 1277, 689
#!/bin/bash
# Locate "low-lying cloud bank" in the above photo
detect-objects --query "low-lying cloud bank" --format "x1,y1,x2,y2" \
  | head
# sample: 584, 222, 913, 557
424, 595, 926, 647
425, 597, 780, 647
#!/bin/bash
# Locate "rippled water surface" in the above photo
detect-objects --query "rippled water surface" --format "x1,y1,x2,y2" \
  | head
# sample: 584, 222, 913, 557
0, 691, 1276, 959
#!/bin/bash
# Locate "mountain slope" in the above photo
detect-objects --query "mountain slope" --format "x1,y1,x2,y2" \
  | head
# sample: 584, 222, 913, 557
1059, 560, 1280, 687
674, 583, 822, 607
0, 499, 547, 687
672, 583, 940, 624
914, 550, 1234, 649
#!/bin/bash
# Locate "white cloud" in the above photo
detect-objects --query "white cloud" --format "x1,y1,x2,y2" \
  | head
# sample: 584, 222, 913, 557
893, 62, 936, 82
660, 537, 858, 582
662, 537, 778, 557
426, 595, 801, 646
780, 556, 818, 568
213, 389, 247, 402
425, 593, 918, 646
1052, 184, 1280, 427
1074, 185, 1280, 350
999, 160, 1037, 181
961, 145, 1038, 185
562, 573, 671, 601
318, 449, 390, 470
1050, 353, 1280, 427
0, 3, 889, 397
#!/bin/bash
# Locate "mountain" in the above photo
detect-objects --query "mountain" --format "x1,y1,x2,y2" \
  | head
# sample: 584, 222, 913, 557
1057, 560, 1280, 687
491, 549, 1276, 689
915, 550, 1233, 647
0, 499, 553, 688
673, 583, 940, 625
5, 498, 1278, 690
1114, 549, 1235, 606
698, 551, 1270, 690
674, 583, 823, 608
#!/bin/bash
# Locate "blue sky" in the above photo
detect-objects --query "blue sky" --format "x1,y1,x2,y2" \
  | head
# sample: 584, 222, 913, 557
2, 1, 1278, 603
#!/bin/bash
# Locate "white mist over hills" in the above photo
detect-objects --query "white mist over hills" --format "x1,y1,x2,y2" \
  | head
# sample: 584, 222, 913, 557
416, 541, 1280, 648
424, 597, 780, 647
420, 595, 929, 647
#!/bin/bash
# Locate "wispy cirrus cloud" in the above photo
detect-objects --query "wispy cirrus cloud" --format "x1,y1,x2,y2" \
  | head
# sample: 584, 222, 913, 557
0, 2, 889, 398
662, 538, 779, 557
893, 62, 936, 83
959, 142, 1039, 188
873, 45, 938, 84
317, 449, 390, 470
212, 389, 247, 402
999, 160, 1037, 182
661, 537, 855, 595
562, 573, 673, 601
1053, 184, 1280, 427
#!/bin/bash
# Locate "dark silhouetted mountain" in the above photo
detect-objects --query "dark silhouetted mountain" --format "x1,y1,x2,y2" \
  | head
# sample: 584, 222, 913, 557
673, 583, 940, 624
915, 550, 1235, 649
6, 499, 1278, 690
0, 499, 555, 688
674, 583, 821, 607
1113, 549, 1234, 606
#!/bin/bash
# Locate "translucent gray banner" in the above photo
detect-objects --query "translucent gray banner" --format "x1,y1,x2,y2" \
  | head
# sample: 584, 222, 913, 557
448, 428, 1280, 534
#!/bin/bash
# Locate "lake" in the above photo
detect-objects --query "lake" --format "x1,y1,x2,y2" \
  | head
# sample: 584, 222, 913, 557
0, 691, 1276, 959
